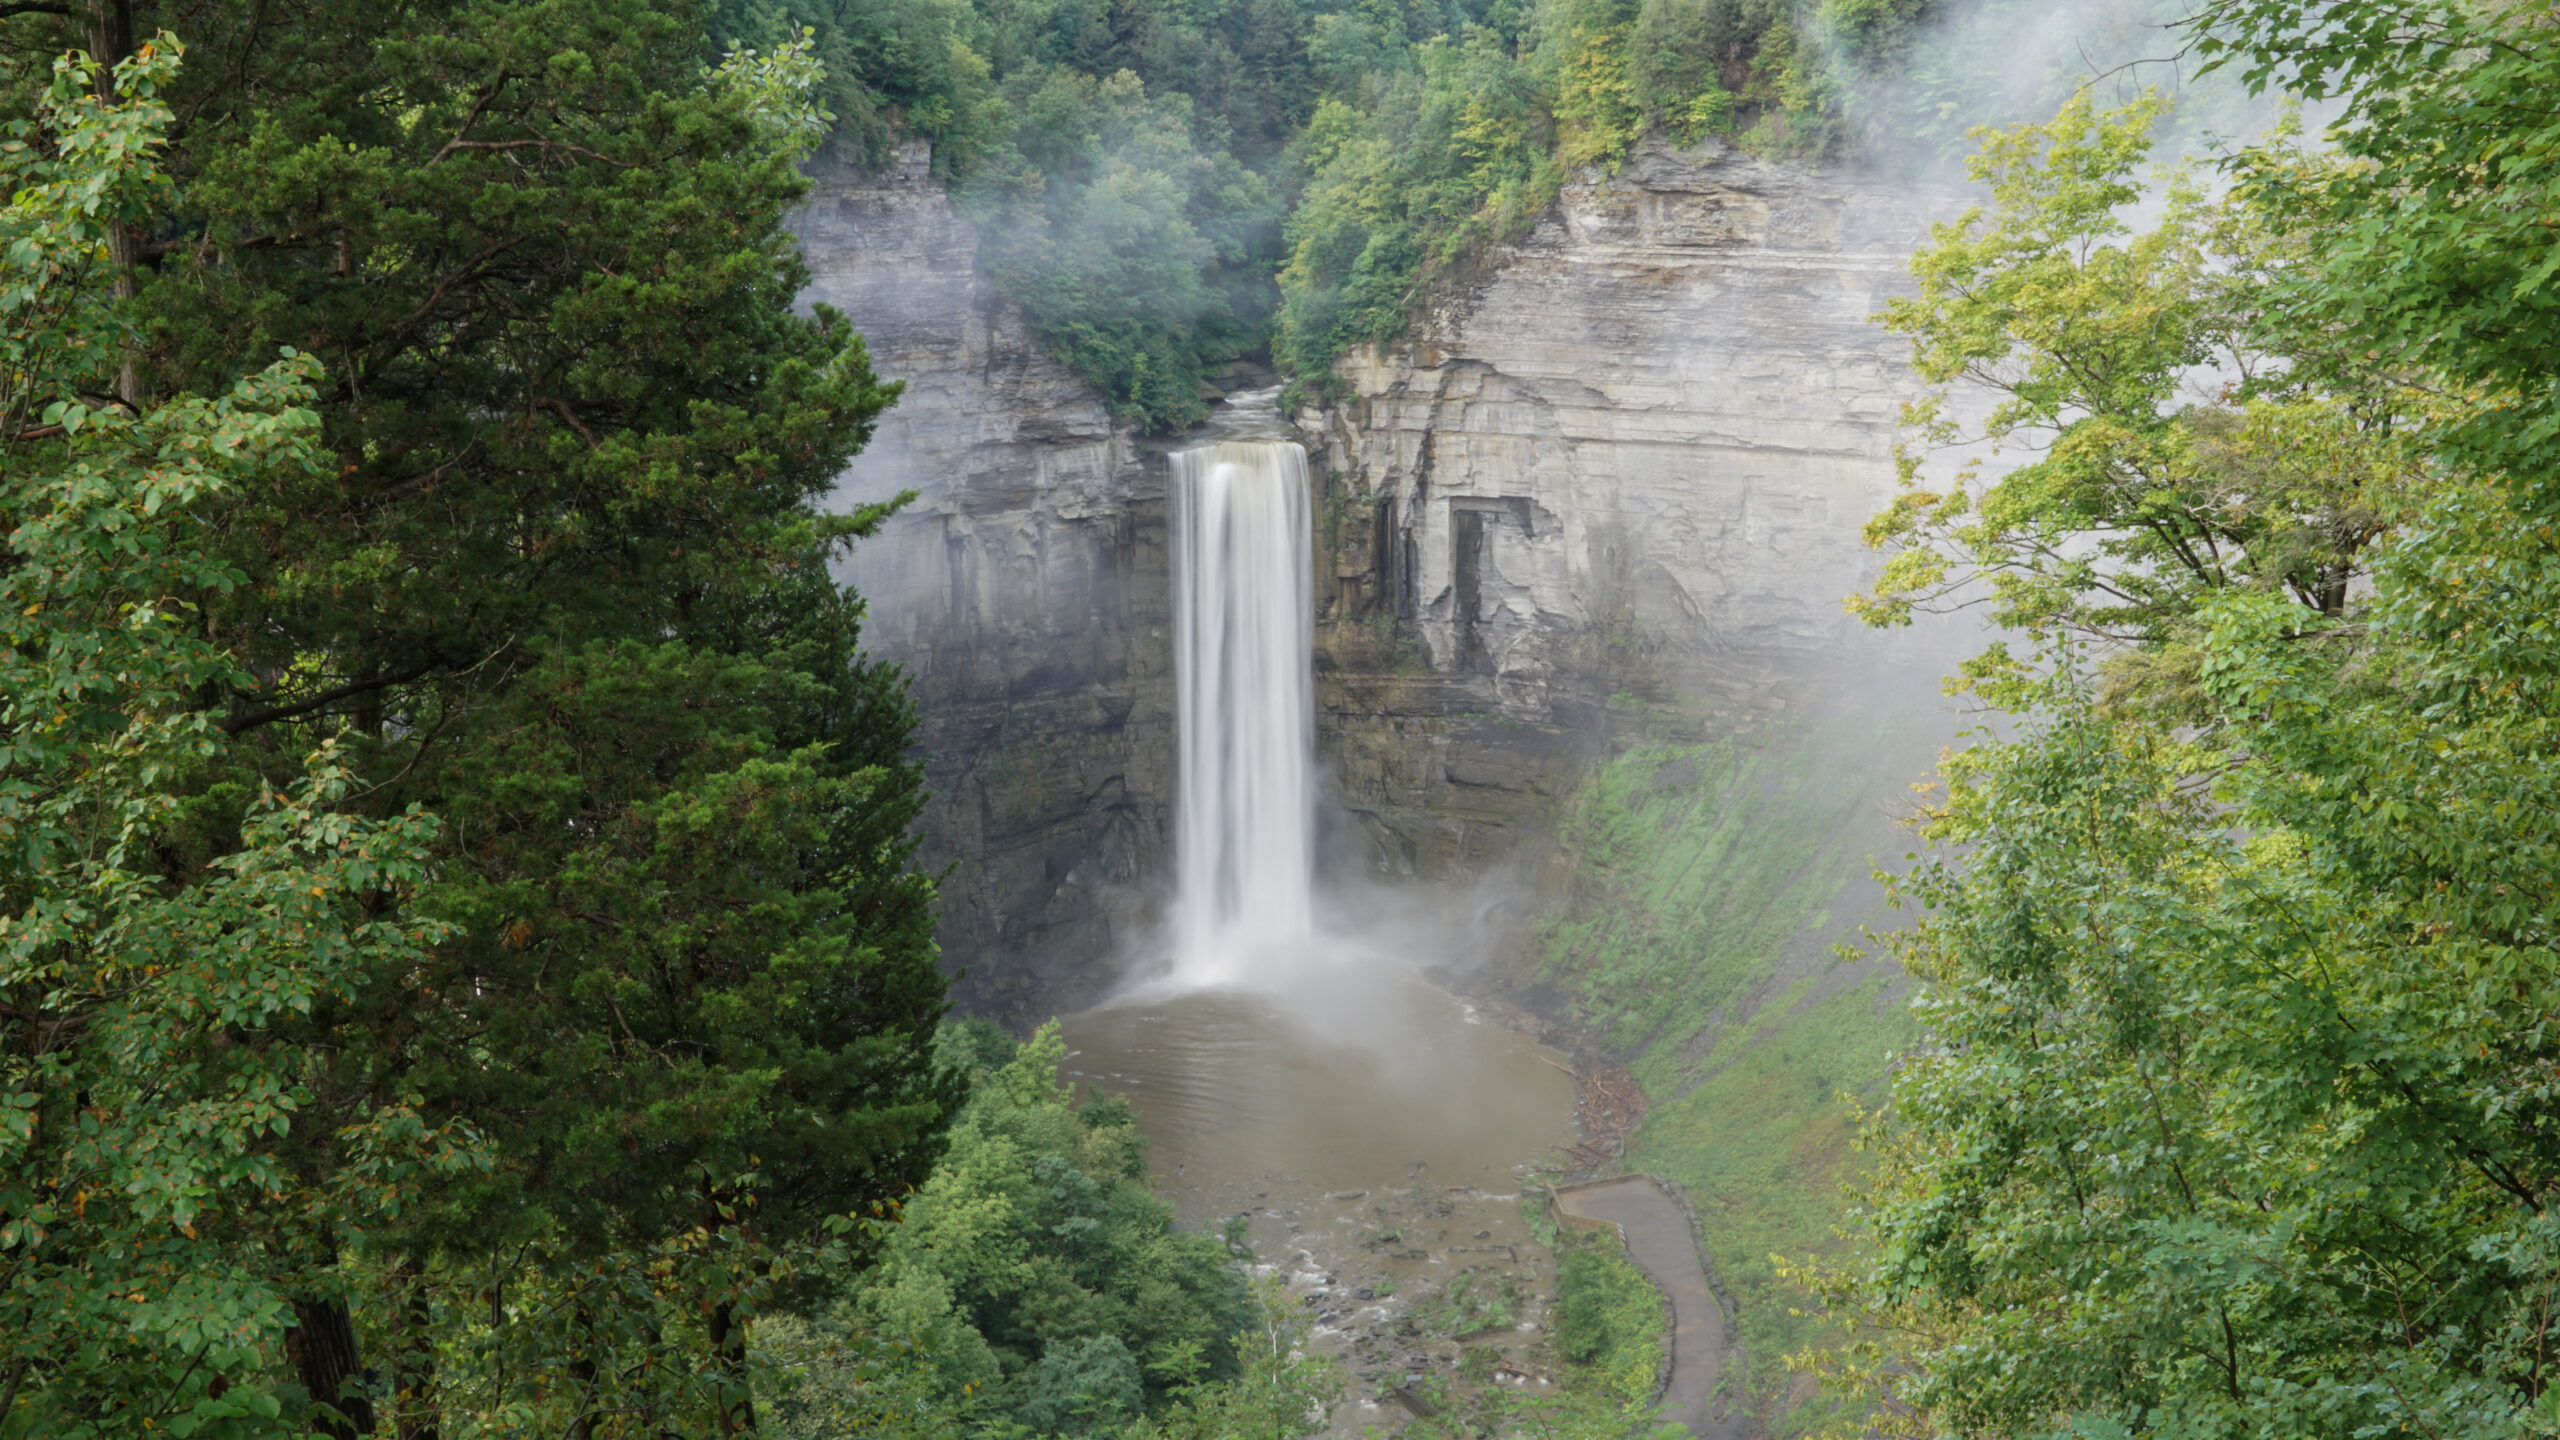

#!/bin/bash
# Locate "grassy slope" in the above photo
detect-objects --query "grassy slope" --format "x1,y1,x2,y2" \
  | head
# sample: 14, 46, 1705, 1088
1528, 691, 1950, 1434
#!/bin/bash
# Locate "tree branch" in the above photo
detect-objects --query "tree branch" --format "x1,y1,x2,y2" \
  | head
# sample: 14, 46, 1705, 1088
367, 442, 480, 508
543, 397, 597, 448
428, 139, 634, 170
221, 662, 435, 736
0, 1357, 29, 1437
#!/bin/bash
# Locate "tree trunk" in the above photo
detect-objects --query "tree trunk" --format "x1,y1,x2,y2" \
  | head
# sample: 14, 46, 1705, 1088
567, 1303, 600, 1440
287, 1296, 378, 1440
83, 0, 129, 73
392, 1264, 439, 1440
85, 0, 144, 407
707, 1300, 754, 1436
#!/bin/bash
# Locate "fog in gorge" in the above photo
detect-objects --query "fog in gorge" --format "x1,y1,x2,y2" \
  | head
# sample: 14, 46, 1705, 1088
785, 12, 2324, 1427
36, 0, 2516, 1426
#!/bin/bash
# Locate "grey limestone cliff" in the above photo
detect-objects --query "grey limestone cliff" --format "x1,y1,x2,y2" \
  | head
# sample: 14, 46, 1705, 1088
1306, 134, 1963, 881
796, 144, 1173, 1021
793, 131, 1964, 1015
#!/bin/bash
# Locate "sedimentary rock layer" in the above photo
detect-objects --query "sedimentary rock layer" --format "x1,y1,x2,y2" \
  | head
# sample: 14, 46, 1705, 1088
797, 144, 1172, 1019
1309, 135, 1960, 879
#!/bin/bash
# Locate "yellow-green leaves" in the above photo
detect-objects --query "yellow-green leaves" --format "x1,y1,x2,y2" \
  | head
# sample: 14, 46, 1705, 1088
1858, 91, 2409, 710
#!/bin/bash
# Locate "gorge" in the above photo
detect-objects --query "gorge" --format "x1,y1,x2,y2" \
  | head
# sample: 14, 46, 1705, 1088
21, 4, 2541, 1433
801, 126, 1975, 1432
807, 132, 1963, 1008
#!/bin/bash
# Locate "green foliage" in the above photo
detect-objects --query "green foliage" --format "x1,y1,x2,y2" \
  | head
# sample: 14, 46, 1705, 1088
1021, 1334, 1148, 1435
1119, 1274, 1344, 1440
0, 42, 464, 1431
1419, 1266, 1522, 1337
716, 0, 1305, 430
1276, 32, 1556, 378
1817, 575, 2560, 1436
766, 1022, 1264, 1437
2200, 1, 2560, 518
967, 69, 1282, 430
1552, 1233, 1666, 1404
0, 3, 957, 1429
1855, 92, 2403, 662
1802, 9, 2560, 1435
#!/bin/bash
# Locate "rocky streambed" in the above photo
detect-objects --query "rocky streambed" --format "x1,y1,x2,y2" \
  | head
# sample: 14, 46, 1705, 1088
1057, 967, 1591, 1432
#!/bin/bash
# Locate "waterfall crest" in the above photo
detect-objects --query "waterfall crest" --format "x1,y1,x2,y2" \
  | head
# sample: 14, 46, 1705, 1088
1168, 437, 1314, 987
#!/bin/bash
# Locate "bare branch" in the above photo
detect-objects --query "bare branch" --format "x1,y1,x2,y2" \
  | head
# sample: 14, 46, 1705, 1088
543, 397, 597, 448
428, 72, 511, 167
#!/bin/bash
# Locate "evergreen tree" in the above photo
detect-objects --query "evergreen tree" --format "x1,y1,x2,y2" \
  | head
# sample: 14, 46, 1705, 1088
0, 2, 957, 1431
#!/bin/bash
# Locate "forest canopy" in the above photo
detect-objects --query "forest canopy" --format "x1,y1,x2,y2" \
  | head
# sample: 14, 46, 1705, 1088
714, 0, 2231, 427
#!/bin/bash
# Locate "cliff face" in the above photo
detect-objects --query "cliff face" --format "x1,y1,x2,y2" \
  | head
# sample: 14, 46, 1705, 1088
792, 133, 1957, 1015
796, 135, 1965, 1431
795, 145, 1173, 1021
1306, 135, 1957, 881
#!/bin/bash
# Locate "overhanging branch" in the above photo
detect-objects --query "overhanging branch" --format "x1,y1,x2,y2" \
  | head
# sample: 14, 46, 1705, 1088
221, 662, 436, 736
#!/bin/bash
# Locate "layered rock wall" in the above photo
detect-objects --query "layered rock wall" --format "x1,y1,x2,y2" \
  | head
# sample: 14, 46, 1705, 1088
1308, 136, 1958, 880
792, 133, 1960, 1011
796, 145, 1173, 1019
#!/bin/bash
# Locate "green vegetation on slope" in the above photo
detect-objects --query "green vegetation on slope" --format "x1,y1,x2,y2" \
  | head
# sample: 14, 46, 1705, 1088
1528, 700, 1939, 1432
1628, 977, 1907, 1433
1553, 1228, 1671, 1405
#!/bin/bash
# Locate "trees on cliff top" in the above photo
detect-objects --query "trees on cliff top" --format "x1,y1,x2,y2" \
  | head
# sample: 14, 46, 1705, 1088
716, 0, 2167, 423
0, 4, 955, 1433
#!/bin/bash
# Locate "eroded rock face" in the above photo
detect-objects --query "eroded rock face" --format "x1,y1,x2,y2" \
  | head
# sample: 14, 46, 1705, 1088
796, 144, 1173, 1021
1308, 135, 1959, 881
794, 133, 1959, 1013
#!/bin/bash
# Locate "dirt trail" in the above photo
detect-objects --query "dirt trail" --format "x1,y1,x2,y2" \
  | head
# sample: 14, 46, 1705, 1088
1553, 1177, 1744, 1440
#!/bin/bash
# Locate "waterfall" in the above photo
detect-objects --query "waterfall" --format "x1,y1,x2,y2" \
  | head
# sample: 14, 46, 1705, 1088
1169, 437, 1314, 987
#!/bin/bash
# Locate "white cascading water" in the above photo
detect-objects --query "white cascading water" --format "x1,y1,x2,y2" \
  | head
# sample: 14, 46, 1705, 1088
1168, 436, 1315, 988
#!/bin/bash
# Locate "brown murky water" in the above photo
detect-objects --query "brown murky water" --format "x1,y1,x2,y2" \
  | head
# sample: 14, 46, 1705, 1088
1059, 966, 1580, 1431
1059, 969, 1576, 1223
